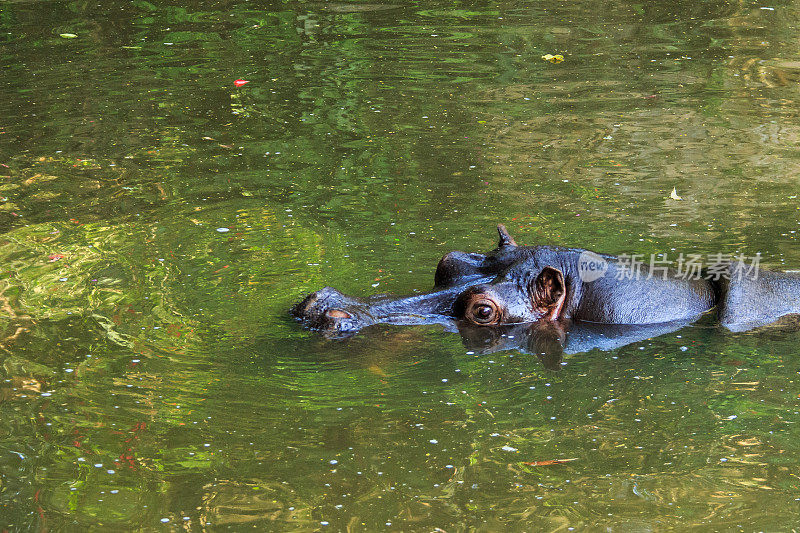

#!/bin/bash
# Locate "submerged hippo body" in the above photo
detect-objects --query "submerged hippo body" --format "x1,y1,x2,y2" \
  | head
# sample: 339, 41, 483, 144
292, 225, 800, 340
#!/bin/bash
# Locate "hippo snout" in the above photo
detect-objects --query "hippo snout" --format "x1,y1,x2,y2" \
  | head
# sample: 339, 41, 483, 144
291, 287, 369, 337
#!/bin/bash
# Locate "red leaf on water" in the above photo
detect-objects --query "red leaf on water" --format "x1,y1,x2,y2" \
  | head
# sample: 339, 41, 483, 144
48, 254, 64, 262
234, 79, 250, 87
523, 458, 578, 466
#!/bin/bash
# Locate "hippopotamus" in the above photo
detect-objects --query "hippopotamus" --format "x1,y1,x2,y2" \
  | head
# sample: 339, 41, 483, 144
292, 225, 800, 345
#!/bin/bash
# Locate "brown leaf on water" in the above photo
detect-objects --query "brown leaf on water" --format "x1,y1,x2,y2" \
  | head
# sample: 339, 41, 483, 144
523, 458, 578, 466
23, 173, 59, 186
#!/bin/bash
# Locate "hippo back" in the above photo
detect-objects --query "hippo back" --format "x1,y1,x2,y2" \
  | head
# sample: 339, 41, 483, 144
718, 267, 800, 332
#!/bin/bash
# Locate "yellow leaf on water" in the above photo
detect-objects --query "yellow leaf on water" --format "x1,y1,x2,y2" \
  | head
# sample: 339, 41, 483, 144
541, 54, 564, 64
670, 187, 682, 200
59, 33, 78, 39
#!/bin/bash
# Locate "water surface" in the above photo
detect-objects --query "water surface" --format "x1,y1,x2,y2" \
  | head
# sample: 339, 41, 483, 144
2, 0, 800, 529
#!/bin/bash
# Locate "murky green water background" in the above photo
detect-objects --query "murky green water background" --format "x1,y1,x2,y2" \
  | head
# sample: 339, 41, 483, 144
3, 0, 800, 529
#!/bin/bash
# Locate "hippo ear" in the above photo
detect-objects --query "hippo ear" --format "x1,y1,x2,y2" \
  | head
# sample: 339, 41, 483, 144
531, 267, 566, 321
497, 224, 517, 248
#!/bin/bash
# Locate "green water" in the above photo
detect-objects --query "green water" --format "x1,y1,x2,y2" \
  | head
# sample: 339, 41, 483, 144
3, 0, 800, 529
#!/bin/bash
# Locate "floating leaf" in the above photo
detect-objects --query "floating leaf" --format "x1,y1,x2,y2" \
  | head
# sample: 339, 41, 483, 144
523, 458, 578, 466
670, 187, 682, 200
60, 33, 78, 39
234, 79, 250, 87
541, 54, 564, 64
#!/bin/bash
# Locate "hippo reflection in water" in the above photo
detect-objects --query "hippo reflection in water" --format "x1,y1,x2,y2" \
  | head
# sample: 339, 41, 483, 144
292, 225, 800, 362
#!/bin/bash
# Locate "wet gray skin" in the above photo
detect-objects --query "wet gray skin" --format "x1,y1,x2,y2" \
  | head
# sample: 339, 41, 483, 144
292, 224, 800, 338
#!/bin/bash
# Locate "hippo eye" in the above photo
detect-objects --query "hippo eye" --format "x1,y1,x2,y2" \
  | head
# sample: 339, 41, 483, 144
466, 297, 501, 326
475, 305, 492, 319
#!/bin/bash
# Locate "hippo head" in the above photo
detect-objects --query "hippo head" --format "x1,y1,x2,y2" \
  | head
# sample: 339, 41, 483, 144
291, 225, 570, 338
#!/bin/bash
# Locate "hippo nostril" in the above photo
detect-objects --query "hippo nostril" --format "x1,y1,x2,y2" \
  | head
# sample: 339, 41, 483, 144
325, 309, 352, 319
